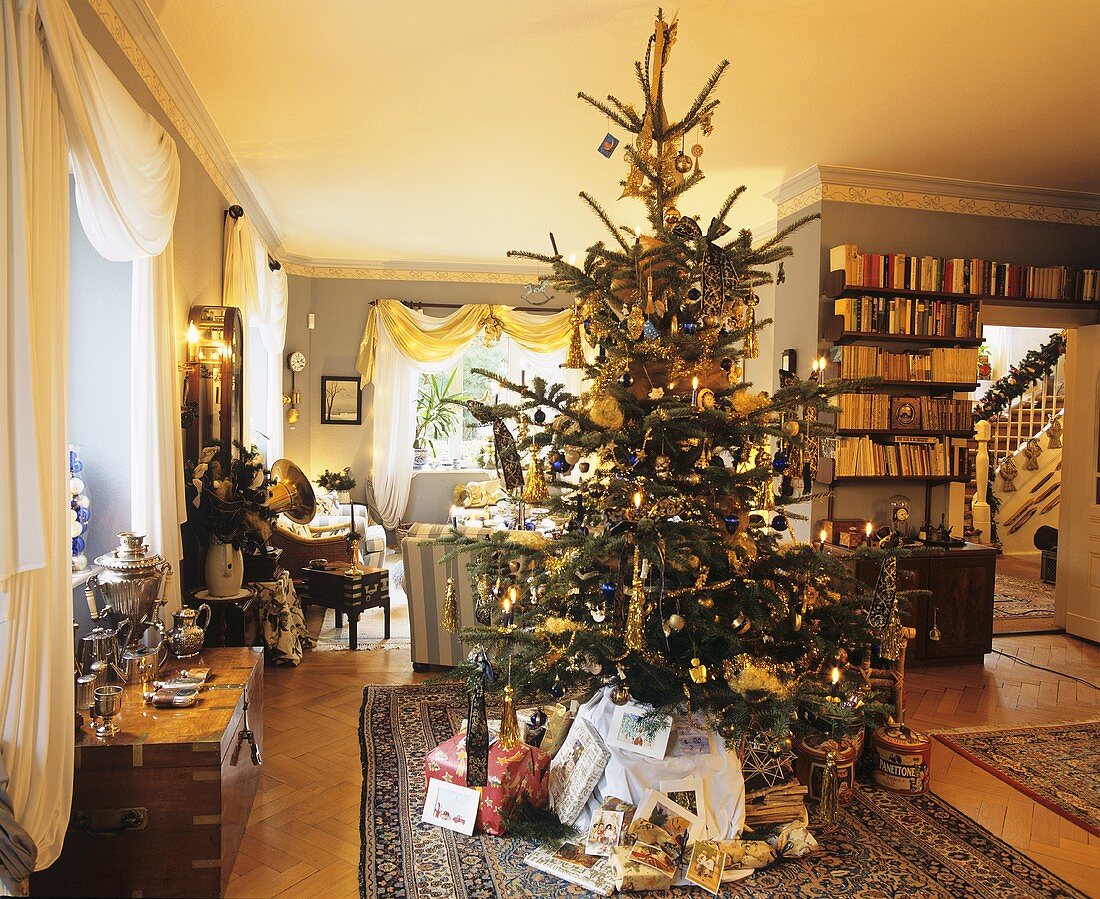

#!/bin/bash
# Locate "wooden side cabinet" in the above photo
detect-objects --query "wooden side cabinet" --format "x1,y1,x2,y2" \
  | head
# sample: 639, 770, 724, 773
33, 647, 263, 898
829, 544, 997, 665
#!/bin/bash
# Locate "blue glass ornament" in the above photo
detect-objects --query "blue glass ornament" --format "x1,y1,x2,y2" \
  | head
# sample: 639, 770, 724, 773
77, 508, 90, 523
529, 709, 547, 727
601, 582, 617, 603
628, 452, 638, 466
723, 515, 740, 534
642, 320, 660, 340
771, 514, 788, 531
551, 457, 565, 473
583, 318, 592, 334
681, 320, 697, 334
772, 453, 789, 473
550, 679, 565, 699
533, 408, 547, 425
72, 536, 85, 554
524, 519, 535, 531
71, 458, 84, 473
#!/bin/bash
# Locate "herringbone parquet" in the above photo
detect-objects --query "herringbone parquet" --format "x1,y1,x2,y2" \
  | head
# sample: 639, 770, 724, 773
226, 609, 1099, 898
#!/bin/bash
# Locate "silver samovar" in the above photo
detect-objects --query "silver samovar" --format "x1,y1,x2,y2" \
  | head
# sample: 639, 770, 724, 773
85, 532, 173, 682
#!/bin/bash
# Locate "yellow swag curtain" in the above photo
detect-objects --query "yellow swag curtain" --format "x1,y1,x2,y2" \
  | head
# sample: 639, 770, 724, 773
356, 300, 573, 383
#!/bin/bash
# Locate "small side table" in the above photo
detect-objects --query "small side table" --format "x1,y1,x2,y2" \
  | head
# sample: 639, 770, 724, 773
185, 586, 260, 648
299, 563, 390, 650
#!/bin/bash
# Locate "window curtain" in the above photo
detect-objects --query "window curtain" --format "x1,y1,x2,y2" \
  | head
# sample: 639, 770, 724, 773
1, 0, 181, 876
356, 301, 577, 529
223, 214, 288, 463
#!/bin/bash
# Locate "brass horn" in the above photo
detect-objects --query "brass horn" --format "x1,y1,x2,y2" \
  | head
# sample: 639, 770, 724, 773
267, 459, 316, 524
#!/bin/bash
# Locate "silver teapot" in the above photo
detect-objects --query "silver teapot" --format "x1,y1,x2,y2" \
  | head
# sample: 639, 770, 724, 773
76, 618, 132, 687
86, 532, 172, 652
165, 605, 211, 659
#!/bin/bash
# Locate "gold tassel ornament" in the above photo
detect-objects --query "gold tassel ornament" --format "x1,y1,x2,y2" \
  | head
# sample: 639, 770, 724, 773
819, 750, 839, 829
498, 683, 523, 749
565, 302, 586, 369
442, 576, 458, 633
743, 290, 760, 359
521, 453, 549, 503
625, 545, 647, 651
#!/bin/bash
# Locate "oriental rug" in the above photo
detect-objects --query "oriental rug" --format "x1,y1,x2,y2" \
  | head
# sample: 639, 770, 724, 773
993, 573, 1056, 634
935, 721, 1100, 837
359, 684, 1085, 898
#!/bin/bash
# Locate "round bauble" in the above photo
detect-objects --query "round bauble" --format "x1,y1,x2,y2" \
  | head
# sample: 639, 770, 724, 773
685, 471, 702, 485
620, 372, 634, 388
667, 613, 686, 631
579, 461, 591, 474
72, 553, 87, 572
783, 420, 800, 438
69, 508, 78, 522
588, 603, 607, 624
674, 151, 693, 173
70, 519, 84, 538
771, 514, 788, 531
720, 357, 733, 372
772, 453, 789, 473
528, 709, 548, 728
610, 685, 631, 705
69, 477, 84, 496
550, 679, 566, 699
533, 408, 547, 425
76, 494, 90, 510
508, 560, 522, 574
687, 287, 702, 302
72, 536, 85, 554
564, 448, 581, 465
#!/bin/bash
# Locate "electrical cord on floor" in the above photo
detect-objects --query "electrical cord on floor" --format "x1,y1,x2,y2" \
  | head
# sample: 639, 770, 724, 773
991, 649, 1100, 690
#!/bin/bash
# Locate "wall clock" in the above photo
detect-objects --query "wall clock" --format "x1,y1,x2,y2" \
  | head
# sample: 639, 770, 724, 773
287, 351, 307, 372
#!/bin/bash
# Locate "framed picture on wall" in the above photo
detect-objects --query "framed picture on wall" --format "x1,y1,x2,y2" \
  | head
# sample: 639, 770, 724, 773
320, 375, 362, 425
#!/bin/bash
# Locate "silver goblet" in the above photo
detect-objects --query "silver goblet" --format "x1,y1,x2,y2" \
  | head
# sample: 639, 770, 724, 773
93, 685, 123, 738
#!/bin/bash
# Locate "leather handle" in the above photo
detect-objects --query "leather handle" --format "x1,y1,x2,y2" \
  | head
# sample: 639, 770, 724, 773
71, 807, 148, 837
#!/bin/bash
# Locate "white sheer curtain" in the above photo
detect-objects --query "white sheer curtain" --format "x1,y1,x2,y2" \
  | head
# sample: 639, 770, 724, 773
1, 0, 182, 876
369, 317, 464, 529
224, 214, 288, 463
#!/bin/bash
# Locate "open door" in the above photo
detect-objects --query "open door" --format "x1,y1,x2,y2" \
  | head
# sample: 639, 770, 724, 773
1055, 326, 1100, 640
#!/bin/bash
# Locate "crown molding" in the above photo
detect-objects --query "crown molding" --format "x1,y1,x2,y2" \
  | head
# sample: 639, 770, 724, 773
768, 165, 1100, 226
85, 0, 286, 255
281, 258, 544, 284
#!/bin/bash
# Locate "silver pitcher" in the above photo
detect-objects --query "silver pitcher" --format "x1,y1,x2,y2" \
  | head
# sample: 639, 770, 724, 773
165, 605, 211, 659
76, 618, 132, 687
86, 532, 173, 652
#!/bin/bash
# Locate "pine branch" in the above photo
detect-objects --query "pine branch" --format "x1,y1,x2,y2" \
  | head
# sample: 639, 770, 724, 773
662, 60, 728, 139
605, 95, 643, 129
579, 192, 631, 253
747, 212, 821, 255
709, 186, 748, 238
507, 250, 558, 265
577, 92, 637, 132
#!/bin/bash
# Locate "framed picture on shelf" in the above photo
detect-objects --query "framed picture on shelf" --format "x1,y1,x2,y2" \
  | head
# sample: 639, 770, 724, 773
320, 375, 362, 425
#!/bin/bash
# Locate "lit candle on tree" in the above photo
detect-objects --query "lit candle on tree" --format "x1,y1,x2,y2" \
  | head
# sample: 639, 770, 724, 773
865, 521, 874, 545
818, 355, 828, 385
819, 528, 827, 549
691, 376, 699, 405
502, 585, 518, 627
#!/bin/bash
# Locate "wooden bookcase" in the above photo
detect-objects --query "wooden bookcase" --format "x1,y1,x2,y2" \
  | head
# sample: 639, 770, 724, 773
820, 268, 980, 529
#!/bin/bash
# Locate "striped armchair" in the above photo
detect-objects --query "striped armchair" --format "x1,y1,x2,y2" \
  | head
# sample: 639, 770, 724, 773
401, 523, 495, 671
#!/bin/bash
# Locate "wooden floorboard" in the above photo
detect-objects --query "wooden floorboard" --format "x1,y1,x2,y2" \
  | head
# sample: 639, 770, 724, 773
228, 597, 1100, 897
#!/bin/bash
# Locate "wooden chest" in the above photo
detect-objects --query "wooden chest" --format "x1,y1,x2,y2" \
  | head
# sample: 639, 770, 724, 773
33, 647, 264, 898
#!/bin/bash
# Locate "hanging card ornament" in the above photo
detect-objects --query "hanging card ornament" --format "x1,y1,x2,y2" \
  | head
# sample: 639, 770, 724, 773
598, 132, 620, 158
866, 554, 898, 634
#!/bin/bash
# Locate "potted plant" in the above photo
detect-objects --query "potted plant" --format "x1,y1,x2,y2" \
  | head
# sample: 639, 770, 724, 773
185, 442, 276, 597
315, 467, 356, 503
414, 371, 463, 468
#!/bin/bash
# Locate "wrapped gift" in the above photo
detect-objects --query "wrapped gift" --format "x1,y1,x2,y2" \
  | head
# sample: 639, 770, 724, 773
425, 732, 550, 835
609, 844, 675, 892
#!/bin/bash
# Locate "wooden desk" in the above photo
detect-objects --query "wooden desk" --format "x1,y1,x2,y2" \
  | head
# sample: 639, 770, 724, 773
32, 648, 263, 898
826, 543, 997, 665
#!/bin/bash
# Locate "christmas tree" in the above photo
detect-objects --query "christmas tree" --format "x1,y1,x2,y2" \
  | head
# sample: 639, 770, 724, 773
445, 10, 884, 759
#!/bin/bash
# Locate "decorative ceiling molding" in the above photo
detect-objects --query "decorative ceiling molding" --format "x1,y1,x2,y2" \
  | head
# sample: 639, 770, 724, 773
85, 0, 285, 255
281, 262, 540, 284
768, 165, 1100, 226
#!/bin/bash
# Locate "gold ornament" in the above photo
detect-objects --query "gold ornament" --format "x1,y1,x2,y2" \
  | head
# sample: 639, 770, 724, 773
565, 303, 586, 369
589, 393, 625, 430
698, 596, 714, 610
498, 683, 523, 750
521, 452, 549, 503
442, 576, 458, 633
783, 420, 800, 438
743, 290, 760, 359
625, 545, 646, 651
674, 151, 693, 174
695, 387, 716, 411
626, 303, 645, 341
482, 311, 504, 346
610, 684, 631, 705
819, 750, 839, 829
689, 658, 708, 684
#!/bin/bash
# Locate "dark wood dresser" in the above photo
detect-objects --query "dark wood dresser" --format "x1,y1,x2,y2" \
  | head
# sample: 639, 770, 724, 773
33, 647, 263, 898
828, 543, 997, 665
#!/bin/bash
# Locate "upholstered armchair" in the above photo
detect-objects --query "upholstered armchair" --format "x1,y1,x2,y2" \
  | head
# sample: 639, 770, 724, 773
269, 511, 386, 581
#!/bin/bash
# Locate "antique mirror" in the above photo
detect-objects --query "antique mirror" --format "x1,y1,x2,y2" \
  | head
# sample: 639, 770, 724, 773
182, 305, 244, 463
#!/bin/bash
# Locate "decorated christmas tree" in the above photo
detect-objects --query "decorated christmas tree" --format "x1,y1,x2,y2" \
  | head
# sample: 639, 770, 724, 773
444, 9, 890, 784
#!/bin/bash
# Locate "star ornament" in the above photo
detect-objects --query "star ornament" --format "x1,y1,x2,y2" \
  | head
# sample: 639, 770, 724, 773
741, 740, 795, 790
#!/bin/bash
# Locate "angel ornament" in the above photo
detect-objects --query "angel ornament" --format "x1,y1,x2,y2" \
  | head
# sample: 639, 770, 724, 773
1023, 438, 1043, 471
999, 455, 1019, 492
1046, 413, 1063, 449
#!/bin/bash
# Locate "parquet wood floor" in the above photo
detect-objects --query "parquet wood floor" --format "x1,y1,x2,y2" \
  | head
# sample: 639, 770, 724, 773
227, 616, 1099, 897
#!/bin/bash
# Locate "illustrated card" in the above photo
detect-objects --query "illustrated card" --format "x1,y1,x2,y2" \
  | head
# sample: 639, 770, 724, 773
634, 789, 705, 853
584, 808, 625, 857
422, 778, 480, 836
607, 702, 673, 760
685, 840, 726, 893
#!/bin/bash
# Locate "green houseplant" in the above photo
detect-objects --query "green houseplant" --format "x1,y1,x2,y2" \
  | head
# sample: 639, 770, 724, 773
315, 467, 356, 502
414, 371, 463, 466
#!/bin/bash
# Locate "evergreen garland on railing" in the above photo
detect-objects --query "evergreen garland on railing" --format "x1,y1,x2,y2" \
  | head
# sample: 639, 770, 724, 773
973, 331, 1067, 423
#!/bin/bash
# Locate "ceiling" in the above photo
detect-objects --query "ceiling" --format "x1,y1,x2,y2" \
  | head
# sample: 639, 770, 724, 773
146, 0, 1100, 269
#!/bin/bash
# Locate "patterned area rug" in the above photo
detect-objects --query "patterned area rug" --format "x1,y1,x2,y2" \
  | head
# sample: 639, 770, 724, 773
359, 684, 1084, 898
994, 573, 1055, 619
936, 722, 1100, 838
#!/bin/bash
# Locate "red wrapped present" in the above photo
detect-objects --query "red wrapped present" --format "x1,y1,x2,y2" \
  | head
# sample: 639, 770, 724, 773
425, 733, 551, 835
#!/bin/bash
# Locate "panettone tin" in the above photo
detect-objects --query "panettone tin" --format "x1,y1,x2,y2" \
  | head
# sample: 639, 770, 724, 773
871, 724, 931, 794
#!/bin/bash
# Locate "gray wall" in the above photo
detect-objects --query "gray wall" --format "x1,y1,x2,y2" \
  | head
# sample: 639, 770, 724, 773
283, 276, 535, 502
772, 199, 1100, 539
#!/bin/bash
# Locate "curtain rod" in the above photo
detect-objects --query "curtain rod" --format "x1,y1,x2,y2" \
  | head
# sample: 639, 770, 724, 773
394, 300, 566, 315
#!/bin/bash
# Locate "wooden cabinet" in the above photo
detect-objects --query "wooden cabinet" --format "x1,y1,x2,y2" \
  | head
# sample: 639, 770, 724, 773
33, 648, 263, 898
830, 544, 996, 665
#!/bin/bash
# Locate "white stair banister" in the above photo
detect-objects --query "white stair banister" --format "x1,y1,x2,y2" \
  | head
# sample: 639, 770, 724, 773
972, 419, 992, 544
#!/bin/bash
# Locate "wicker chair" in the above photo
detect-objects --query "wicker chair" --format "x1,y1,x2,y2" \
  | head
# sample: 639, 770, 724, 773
268, 524, 353, 581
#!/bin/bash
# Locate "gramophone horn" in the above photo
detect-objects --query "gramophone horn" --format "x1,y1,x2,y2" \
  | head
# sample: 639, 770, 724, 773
267, 459, 316, 524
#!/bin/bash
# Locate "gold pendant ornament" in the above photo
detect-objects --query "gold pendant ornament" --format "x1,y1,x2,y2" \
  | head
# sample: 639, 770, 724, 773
565, 303, 587, 369
689, 657, 708, 684
819, 750, 840, 829
743, 290, 760, 359
497, 683, 523, 749
626, 303, 646, 341
521, 453, 549, 503
625, 545, 646, 651
442, 576, 458, 633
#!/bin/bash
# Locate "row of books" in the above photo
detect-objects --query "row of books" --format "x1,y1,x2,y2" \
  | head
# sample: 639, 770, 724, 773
833, 296, 982, 339
835, 395, 973, 432
839, 345, 978, 383
830, 243, 1100, 301
834, 436, 969, 478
